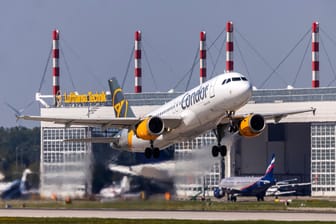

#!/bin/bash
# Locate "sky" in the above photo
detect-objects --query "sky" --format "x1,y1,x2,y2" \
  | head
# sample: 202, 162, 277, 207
1, 0, 336, 127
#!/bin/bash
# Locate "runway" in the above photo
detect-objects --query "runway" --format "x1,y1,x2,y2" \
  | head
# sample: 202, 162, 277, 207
0, 209, 336, 221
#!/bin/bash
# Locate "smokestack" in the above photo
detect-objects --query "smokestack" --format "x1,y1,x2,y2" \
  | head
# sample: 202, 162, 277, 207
52, 29, 60, 106
200, 31, 206, 84
134, 30, 142, 93
312, 21, 319, 88
226, 21, 234, 72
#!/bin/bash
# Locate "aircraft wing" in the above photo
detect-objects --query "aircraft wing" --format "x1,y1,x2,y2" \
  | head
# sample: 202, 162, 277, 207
64, 137, 120, 144
259, 107, 316, 123
18, 115, 182, 130
218, 107, 316, 124
109, 165, 139, 176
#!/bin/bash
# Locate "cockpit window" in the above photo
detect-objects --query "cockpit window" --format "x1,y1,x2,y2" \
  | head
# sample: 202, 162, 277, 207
222, 76, 248, 85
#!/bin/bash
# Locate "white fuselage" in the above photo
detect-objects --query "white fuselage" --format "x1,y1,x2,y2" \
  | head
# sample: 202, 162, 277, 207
119, 72, 252, 151
219, 176, 261, 191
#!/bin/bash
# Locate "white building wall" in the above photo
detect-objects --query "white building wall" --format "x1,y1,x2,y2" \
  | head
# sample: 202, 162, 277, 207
311, 123, 336, 196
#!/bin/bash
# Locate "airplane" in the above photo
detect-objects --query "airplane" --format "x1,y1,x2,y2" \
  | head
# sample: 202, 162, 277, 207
266, 178, 311, 197
18, 71, 316, 158
213, 154, 276, 202
0, 169, 36, 200
108, 162, 175, 197
98, 176, 136, 201
108, 161, 176, 182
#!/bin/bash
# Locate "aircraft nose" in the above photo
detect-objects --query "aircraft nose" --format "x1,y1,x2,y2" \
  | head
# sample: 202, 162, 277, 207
240, 81, 252, 100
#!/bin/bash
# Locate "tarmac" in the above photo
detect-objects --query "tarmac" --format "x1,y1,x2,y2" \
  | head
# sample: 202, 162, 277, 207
0, 209, 336, 221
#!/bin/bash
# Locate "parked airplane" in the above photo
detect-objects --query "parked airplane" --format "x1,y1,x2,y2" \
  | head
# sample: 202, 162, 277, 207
266, 178, 311, 196
98, 176, 133, 200
109, 161, 175, 182
0, 169, 35, 200
18, 71, 315, 158
214, 154, 276, 202
108, 162, 175, 197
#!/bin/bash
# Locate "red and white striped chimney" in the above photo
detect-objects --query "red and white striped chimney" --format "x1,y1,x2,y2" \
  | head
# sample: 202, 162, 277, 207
200, 31, 206, 84
312, 22, 319, 88
134, 30, 142, 93
226, 21, 234, 72
52, 29, 60, 105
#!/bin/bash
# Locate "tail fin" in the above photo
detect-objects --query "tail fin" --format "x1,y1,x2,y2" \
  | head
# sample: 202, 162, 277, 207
262, 154, 275, 182
19, 169, 32, 193
120, 176, 130, 193
108, 78, 135, 118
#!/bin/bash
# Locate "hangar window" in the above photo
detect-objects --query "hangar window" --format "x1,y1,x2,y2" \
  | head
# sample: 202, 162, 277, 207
268, 124, 285, 141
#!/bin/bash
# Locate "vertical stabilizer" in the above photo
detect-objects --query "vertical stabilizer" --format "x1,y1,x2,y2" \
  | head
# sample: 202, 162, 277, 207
120, 176, 130, 193
108, 78, 135, 118
262, 154, 275, 182
20, 169, 32, 193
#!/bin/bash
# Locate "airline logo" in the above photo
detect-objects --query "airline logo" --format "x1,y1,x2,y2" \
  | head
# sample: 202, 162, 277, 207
181, 84, 209, 110
112, 88, 129, 118
265, 155, 275, 174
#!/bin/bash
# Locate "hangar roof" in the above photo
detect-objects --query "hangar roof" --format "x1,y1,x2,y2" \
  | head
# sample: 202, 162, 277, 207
124, 87, 336, 106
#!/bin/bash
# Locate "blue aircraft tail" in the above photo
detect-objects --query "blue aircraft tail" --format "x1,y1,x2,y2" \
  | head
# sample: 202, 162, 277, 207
261, 154, 275, 182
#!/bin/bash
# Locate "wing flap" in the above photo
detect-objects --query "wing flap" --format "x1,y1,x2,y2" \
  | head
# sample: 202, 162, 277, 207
64, 137, 119, 144
18, 115, 140, 129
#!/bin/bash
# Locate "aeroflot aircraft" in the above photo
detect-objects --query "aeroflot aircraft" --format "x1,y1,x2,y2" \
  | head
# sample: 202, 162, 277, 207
214, 154, 276, 202
19, 72, 315, 158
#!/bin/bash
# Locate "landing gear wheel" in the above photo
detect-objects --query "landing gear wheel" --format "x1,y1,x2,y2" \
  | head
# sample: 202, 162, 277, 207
145, 147, 152, 159
257, 195, 264, 201
153, 148, 160, 158
212, 145, 219, 157
228, 195, 237, 202
219, 145, 227, 157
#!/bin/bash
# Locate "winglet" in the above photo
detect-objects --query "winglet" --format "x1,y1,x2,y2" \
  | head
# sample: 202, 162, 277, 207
108, 78, 136, 118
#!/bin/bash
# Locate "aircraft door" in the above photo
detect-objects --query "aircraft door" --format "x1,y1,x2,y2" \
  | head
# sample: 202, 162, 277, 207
209, 77, 217, 98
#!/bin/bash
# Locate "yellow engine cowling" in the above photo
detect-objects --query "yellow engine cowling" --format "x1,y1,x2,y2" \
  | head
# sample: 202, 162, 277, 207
135, 116, 164, 141
239, 114, 265, 137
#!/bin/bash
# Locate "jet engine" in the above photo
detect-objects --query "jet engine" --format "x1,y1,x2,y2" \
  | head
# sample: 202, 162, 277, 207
213, 187, 225, 199
135, 116, 164, 140
239, 114, 265, 137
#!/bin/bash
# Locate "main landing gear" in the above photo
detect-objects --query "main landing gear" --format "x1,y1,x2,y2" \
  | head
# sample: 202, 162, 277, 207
212, 112, 238, 158
228, 194, 237, 202
144, 140, 160, 159
212, 124, 227, 157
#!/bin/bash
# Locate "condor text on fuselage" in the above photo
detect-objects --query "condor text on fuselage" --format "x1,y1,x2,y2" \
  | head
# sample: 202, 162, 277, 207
181, 84, 209, 110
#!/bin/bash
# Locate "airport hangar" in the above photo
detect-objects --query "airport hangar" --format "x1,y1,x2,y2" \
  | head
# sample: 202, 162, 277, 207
37, 86, 335, 199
